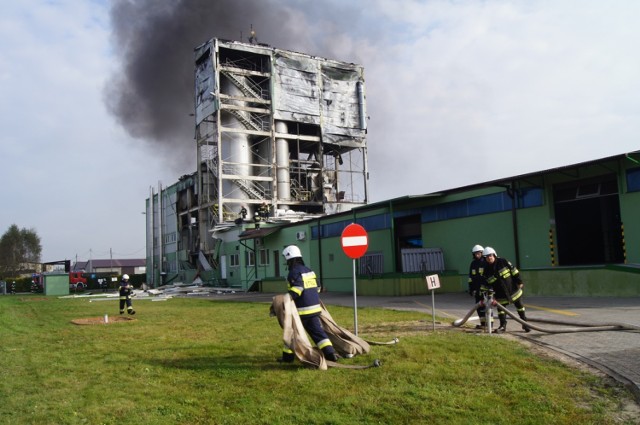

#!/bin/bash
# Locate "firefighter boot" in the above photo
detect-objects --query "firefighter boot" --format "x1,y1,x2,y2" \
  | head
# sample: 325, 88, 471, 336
518, 311, 531, 332
277, 348, 295, 363
496, 316, 507, 333
322, 347, 339, 362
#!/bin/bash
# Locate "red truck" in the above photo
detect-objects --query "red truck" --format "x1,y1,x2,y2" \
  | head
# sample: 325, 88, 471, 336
69, 272, 88, 290
32, 272, 88, 291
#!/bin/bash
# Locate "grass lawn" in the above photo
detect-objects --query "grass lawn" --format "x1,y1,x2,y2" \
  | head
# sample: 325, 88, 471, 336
0, 293, 637, 425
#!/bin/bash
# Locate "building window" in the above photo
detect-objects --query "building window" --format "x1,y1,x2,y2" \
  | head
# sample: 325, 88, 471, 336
356, 214, 390, 231
627, 167, 640, 192
422, 187, 543, 223
259, 249, 269, 266
164, 232, 177, 244
311, 214, 391, 240
246, 250, 255, 267
229, 254, 239, 267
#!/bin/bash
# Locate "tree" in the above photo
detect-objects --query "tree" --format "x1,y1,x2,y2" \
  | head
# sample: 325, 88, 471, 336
0, 224, 42, 278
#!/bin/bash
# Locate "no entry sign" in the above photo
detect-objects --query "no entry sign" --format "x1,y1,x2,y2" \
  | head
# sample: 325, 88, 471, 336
341, 223, 368, 259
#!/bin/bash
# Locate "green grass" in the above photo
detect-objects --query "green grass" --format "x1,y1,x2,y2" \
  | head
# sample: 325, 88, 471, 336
0, 294, 636, 425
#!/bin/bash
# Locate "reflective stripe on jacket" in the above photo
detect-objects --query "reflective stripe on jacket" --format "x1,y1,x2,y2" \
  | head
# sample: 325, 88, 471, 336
482, 257, 521, 298
287, 264, 322, 316
468, 258, 486, 291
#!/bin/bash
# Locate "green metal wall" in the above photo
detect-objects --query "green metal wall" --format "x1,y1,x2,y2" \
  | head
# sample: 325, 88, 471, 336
174, 153, 640, 297
619, 190, 640, 264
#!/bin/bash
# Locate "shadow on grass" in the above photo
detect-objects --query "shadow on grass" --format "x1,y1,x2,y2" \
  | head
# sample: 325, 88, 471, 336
151, 354, 300, 372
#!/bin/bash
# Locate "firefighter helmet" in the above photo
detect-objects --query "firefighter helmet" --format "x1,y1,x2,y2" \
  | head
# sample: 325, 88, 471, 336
471, 244, 484, 254
282, 245, 302, 260
483, 247, 497, 257
122, 274, 130, 281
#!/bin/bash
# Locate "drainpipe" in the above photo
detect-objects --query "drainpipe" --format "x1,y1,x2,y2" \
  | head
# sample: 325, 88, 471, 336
389, 200, 396, 272
317, 217, 324, 291
508, 181, 521, 267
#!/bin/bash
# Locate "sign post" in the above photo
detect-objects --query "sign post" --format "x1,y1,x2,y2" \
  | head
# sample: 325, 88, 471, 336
341, 223, 368, 335
425, 274, 441, 331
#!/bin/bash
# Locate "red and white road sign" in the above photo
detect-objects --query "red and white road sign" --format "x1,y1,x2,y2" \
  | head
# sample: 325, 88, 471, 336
341, 223, 368, 259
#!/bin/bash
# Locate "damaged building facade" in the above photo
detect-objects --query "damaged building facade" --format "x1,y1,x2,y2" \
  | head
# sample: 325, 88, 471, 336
146, 38, 369, 288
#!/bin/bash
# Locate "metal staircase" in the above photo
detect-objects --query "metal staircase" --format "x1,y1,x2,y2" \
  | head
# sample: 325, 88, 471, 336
222, 164, 270, 200
221, 70, 264, 100
226, 109, 264, 132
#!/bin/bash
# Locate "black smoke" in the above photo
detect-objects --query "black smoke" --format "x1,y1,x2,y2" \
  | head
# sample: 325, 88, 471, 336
105, 0, 357, 173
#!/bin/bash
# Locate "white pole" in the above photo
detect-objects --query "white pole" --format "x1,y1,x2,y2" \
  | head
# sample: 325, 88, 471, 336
352, 258, 358, 335
431, 290, 436, 331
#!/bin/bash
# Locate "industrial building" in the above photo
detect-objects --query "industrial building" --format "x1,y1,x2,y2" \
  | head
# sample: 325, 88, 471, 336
145, 38, 640, 296
146, 37, 368, 287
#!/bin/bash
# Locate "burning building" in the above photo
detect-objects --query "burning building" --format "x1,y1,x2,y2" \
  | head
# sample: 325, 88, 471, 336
146, 37, 368, 286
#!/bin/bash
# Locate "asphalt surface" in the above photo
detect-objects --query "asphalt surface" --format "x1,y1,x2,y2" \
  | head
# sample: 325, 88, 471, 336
201, 290, 640, 401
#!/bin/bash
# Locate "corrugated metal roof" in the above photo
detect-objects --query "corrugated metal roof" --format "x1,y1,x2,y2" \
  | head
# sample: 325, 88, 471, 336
72, 259, 145, 271
238, 227, 279, 240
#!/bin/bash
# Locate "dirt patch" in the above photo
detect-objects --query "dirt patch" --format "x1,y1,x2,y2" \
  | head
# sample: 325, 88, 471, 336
71, 316, 136, 325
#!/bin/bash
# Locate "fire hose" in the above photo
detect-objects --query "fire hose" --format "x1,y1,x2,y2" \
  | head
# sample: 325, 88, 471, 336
271, 294, 398, 369
453, 301, 640, 333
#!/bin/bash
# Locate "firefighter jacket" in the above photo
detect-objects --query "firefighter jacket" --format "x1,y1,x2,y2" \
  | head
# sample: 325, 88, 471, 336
468, 257, 486, 293
482, 257, 522, 300
119, 281, 133, 297
286, 263, 322, 317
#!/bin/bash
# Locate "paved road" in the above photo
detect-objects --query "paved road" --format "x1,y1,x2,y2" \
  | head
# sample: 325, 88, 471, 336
200, 290, 640, 401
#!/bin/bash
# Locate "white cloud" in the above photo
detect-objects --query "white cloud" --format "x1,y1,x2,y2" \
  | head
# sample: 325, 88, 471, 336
361, 0, 640, 197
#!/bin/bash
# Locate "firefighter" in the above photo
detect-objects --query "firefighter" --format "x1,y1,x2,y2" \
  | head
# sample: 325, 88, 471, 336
118, 274, 136, 315
257, 202, 270, 220
279, 245, 338, 363
481, 247, 529, 333
468, 244, 488, 329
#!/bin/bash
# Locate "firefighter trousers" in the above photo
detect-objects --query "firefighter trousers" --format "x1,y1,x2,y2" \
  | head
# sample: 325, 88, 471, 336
119, 295, 134, 314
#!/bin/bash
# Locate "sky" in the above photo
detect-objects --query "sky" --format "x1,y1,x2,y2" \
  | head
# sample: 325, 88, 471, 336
1, 0, 639, 264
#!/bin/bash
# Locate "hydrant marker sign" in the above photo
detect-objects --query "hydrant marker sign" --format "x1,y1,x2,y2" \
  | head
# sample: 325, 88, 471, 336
425, 274, 441, 291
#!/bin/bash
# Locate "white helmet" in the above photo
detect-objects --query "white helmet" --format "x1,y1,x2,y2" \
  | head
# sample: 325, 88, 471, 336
471, 244, 484, 254
483, 247, 497, 257
282, 245, 302, 260
122, 274, 130, 281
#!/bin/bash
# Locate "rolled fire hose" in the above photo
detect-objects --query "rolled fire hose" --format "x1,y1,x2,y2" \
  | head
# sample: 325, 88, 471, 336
272, 294, 396, 369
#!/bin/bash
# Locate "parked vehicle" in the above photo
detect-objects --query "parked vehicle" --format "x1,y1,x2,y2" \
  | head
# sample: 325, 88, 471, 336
32, 272, 88, 291
69, 272, 88, 290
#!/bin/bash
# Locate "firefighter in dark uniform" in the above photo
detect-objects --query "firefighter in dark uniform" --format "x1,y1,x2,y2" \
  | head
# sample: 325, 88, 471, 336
481, 247, 529, 333
258, 202, 270, 220
119, 274, 136, 315
279, 245, 338, 363
468, 244, 488, 329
